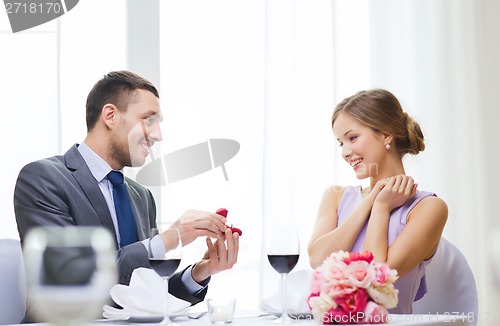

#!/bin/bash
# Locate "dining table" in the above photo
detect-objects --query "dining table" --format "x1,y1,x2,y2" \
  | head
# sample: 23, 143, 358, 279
19, 310, 470, 326
3, 312, 474, 326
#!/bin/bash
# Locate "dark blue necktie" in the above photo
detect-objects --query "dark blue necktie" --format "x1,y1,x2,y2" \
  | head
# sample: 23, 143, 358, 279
107, 171, 139, 247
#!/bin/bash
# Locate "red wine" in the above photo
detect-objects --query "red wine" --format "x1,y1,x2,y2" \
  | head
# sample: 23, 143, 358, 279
149, 258, 181, 278
268, 254, 299, 274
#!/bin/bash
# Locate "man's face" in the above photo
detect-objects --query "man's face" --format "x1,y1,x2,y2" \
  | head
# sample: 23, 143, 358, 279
111, 89, 163, 168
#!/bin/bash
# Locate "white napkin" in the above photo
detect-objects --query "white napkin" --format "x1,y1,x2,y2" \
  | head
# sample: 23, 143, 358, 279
261, 269, 312, 315
102, 268, 191, 319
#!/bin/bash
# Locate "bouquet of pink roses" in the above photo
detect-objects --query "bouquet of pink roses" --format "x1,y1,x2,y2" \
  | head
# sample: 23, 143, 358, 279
307, 251, 399, 324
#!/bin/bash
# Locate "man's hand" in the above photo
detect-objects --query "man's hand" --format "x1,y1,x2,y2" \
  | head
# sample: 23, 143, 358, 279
190, 228, 240, 283
162, 209, 227, 247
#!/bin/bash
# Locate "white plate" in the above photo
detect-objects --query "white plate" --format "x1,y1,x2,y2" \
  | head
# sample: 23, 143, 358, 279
102, 305, 190, 323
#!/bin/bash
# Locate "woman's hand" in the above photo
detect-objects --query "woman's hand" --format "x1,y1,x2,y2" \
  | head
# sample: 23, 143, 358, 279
366, 178, 390, 203
373, 175, 417, 212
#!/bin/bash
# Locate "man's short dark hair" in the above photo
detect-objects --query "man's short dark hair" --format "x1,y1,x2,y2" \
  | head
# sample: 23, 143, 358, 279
85, 70, 159, 132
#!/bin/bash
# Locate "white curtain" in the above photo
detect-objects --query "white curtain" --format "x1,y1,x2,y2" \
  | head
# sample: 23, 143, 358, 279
0, 20, 59, 239
0, 3, 127, 231
366, 0, 499, 320
260, 0, 337, 303
261, 0, 500, 321
157, 0, 265, 309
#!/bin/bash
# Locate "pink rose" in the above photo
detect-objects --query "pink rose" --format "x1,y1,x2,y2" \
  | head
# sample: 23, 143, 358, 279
371, 262, 398, 286
335, 288, 369, 314
308, 250, 398, 324
346, 261, 374, 288
345, 251, 374, 264
362, 301, 389, 324
322, 260, 349, 282
323, 280, 357, 298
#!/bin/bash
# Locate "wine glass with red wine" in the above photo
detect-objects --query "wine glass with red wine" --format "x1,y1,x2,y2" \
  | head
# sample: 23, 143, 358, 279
267, 224, 300, 324
148, 227, 182, 326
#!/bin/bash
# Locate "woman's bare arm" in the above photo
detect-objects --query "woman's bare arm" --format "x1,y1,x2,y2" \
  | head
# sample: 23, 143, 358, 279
363, 176, 448, 277
308, 184, 384, 268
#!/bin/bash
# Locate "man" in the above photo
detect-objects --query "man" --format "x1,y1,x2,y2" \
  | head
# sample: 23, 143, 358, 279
14, 70, 239, 311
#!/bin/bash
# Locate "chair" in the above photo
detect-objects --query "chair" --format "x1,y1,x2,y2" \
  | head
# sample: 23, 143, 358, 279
412, 238, 478, 325
0, 238, 27, 325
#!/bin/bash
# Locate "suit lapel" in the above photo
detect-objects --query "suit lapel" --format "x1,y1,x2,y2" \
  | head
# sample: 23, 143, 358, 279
64, 145, 118, 243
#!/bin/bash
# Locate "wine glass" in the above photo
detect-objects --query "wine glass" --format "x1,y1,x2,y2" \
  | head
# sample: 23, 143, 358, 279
148, 227, 182, 325
22, 226, 117, 326
267, 224, 300, 324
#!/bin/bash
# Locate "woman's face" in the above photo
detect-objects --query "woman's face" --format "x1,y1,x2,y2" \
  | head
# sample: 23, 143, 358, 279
333, 112, 387, 180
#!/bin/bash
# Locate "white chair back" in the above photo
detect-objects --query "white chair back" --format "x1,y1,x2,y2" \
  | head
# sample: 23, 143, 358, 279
0, 239, 27, 325
412, 238, 478, 325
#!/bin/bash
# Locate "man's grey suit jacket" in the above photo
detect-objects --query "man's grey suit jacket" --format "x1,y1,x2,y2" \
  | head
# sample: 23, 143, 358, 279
14, 144, 207, 306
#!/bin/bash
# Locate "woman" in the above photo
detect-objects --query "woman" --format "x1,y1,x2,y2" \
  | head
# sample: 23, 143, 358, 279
307, 88, 448, 314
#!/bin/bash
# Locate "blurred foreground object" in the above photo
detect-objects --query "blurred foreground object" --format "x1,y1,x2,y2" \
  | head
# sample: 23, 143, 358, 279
23, 226, 117, 325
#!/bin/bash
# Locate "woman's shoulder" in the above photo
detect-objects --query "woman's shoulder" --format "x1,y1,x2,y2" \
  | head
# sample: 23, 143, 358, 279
409, 192, 448, 223
319, 185, 343, 205
415, 190, 447, 207
324, 184, 344, 193
321, 185, 363, 204
417, 194, 448, 212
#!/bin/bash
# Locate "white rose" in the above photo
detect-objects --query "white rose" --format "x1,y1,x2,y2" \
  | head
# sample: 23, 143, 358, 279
366, 284, 399, 309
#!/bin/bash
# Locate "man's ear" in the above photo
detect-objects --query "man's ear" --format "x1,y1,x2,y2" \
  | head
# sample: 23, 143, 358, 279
102, 104, 118, 129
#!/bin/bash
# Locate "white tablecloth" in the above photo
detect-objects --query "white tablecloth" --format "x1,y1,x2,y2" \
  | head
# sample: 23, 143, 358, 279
94, 311, 473, 326
4, 311, 473, 326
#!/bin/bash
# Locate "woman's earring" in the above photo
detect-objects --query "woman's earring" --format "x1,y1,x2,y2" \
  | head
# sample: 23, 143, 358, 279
385, 143, 391, 150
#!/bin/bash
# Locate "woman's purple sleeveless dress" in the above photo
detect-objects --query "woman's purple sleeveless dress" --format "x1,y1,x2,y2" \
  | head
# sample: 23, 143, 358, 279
337, 186, 436, 314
